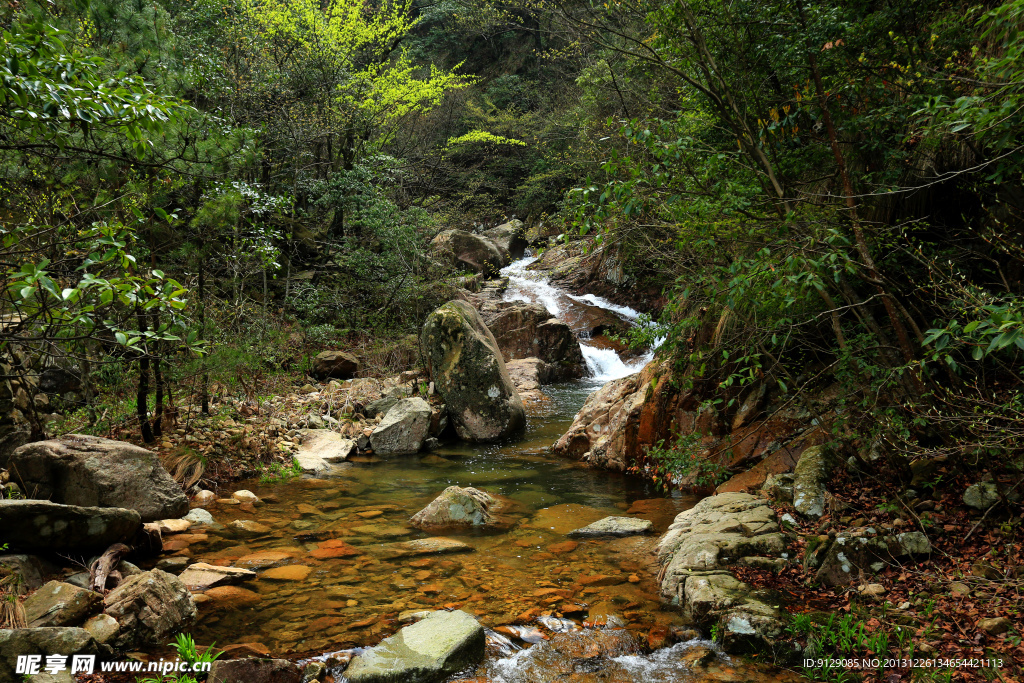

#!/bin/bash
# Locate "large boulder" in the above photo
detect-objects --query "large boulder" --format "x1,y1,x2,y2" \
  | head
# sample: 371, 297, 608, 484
656, 493, 788, 654
2, 435, 187, 521
430, 230, 507, 277
479, 302, 584, 380
311, 351, 361, 380
0, 500, 141, 552
370, 398, 432, 455
343, 609, 485, 683
409, 486, 498, 528
0, 628, 102, 682
102, 569, 196, 649
23, 581, 102, 628
420, 301, 525, 442
482, 220, 528, 260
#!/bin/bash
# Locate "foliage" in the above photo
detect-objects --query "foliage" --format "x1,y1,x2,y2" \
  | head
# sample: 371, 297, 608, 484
633, 431, 728, 492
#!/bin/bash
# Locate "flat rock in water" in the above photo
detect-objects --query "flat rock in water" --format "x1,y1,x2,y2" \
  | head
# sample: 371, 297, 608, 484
177, 562, 257, 591
344, 609, 485, 683
234, 551, 294, 570
379, 537, 474, 559
229, 520, 272, 536
567, 516, 653, 538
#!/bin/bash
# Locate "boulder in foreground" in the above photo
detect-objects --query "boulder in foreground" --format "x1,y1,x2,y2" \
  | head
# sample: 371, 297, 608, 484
344, 609, 485, 683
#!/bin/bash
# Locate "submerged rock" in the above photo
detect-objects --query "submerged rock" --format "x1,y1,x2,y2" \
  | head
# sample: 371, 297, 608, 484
379, 537, 474, 559
0, 500, 141, 552
177, 563, 257, 592
343, 609, 485, 683
409, 486, 498, 528
420, 301, 525, 442
371, 398, 432, 455
567, 516, 653, 538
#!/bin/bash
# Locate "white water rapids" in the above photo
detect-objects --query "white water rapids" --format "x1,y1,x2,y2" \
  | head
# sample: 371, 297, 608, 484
500, 257, 656, 384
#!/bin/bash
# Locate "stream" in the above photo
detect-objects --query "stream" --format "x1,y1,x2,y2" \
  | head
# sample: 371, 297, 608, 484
165, 259, 787, 682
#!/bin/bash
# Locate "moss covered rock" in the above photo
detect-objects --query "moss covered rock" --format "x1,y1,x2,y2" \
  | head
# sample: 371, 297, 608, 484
420, 301, 525, 442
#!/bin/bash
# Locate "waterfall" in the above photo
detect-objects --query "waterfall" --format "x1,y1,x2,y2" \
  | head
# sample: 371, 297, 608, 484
500, 257, 656, 383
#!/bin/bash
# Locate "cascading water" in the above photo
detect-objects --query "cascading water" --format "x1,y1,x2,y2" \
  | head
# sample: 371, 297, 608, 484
500, 257, 657, 383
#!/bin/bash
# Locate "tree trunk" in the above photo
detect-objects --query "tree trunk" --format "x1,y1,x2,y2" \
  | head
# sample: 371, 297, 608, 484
199, 261, 210, 416
136, 311, 154, 444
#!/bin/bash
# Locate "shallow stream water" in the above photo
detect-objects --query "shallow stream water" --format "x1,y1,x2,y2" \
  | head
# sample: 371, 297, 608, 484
165, 261, 794, 682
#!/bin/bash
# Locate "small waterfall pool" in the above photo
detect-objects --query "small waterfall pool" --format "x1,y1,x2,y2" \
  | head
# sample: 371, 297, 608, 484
500, 257, 656, 383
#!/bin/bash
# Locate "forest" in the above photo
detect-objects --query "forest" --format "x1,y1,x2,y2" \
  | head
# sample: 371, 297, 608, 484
0, 0, 1022, 681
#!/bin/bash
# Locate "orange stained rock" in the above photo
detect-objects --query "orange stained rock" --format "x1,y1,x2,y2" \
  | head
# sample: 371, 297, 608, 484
261, 565, 313, 581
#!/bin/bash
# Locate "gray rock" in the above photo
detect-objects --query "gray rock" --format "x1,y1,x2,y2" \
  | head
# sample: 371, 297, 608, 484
82, 614, 119, 645
656, 493, 787, 654
208, 658, 302, 683
409, 486, 497, 528
0, 628, 101, 682
371, 398, 432, 456
183, 508, 215, 526
0, 554, 57, 591
420, 301, 526, 442
344, 609, 485, 683
567, 516, 653, 538
792, 445, 832, 518
430, 229, 507, 277
103, 569, 196, 648
23, 581, 101, 628
0, 500, 141, 552
963, 482, 1000, 510
897, 531, 932, 555
1, 434, 187, 521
